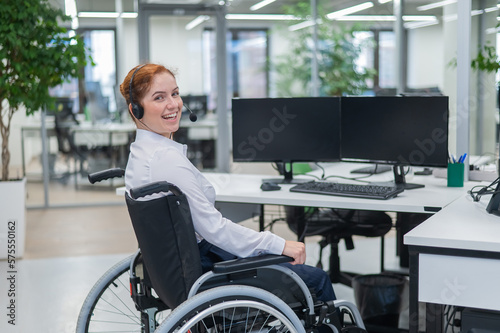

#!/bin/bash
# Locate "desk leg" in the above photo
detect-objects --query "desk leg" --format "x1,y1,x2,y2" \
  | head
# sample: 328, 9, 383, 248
425, 303, 443, 333
409, 246, 419, 333
259, 205, 265, 232
397, 213, 432, 267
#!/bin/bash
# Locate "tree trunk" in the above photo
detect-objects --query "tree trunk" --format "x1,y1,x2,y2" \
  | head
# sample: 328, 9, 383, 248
0, 103, 12, 181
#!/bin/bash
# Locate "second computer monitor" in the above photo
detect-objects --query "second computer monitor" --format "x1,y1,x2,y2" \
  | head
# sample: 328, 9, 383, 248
340, 95, 449, 168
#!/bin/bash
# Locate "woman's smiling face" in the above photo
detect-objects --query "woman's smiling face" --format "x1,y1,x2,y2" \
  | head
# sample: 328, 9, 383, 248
138, 71, 183, 138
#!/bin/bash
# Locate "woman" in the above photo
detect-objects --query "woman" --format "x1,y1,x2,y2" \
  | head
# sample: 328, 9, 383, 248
120, 63, 336, 302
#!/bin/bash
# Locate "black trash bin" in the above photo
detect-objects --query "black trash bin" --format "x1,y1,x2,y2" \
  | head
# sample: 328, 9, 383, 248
352, 273, 407, 328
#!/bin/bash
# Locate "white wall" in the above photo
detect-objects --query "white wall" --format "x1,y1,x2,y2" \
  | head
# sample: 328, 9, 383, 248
407, 24, 444, 90
148, 16, 205, 95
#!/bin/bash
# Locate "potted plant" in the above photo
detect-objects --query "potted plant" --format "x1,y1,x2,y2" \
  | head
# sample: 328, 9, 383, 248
273, 1, 376, 97
0, 0, 90, 258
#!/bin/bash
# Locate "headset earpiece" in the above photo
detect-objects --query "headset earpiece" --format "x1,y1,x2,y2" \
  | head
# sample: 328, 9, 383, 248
131, 102, 144, 120
129, 64, 146, 119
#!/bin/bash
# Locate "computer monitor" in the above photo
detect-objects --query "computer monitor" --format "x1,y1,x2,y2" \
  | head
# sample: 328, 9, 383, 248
340, 95, 449, 189
232, 97, 341, 183
47, 97, 74, 116
182, 95, 208, 119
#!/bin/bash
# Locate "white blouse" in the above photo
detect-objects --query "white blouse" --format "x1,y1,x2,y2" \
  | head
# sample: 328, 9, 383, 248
125, 129, 286, 258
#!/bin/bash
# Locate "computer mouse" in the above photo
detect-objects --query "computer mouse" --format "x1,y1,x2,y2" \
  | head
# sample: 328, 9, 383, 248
260, 182, 281, 191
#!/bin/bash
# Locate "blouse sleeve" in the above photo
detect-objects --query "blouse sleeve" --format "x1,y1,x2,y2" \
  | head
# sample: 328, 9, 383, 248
149, 147, 286, 258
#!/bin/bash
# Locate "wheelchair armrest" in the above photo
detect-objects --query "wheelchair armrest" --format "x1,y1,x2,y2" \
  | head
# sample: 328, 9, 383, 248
88, 168, 124, 184
212, 254, 293, 274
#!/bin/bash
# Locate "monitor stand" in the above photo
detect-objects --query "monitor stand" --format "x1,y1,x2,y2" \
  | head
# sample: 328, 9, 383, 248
263, 163, 312, 185
393, 165, 424, 190
371, 165, 424, 190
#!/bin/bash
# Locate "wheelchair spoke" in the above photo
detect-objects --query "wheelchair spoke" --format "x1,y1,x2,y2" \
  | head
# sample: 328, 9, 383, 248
92, 306, 141, 324
100, 296, 140, 322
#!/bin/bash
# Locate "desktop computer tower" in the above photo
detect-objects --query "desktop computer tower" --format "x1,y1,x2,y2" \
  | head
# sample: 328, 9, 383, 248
461, 308, 500, 332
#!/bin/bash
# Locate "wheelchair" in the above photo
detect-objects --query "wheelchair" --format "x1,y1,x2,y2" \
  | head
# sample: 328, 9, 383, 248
76, 168, 367, 333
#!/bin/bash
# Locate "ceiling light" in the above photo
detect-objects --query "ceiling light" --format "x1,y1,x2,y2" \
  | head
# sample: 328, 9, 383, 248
403, 15, 438, 21
404, 19, 439, 29
250, 0, 277, 11
225, 14, 298, 20
335, 15, 437, 22
288, 19, 322, 31
186, 15, 210, 30
378, 0, 392, 3
326, 2, 374, 20
417, 0, 456, 11
443, 7, 498, 23
78, 12, 138, 18
335, 15, 394, 21
120, 12, 138, 18
78, 12, 119, 18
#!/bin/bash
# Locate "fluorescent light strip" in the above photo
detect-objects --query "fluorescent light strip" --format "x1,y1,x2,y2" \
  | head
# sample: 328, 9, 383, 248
225, 14, 298, 20
403, 15, 438, 21
326, 2, 374, 20
288, 19, 322, 31
186, 15, 210, 30
444, 7, 498, 23
378, 0, 392, 3
78, 12, 138, 18
417, 0, 456, 11
335, 15, 437, 22
404, 20, 439, 29
250, 0, 277, 11
335, 15, 394, 21
121, 12, 138, 18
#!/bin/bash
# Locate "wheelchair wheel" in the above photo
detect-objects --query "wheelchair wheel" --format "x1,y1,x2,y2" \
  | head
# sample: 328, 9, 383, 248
156, 285, 306, 333
76, 254, 169, 333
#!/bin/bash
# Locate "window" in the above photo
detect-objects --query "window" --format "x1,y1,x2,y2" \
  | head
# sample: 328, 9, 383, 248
203, 28, 269, 110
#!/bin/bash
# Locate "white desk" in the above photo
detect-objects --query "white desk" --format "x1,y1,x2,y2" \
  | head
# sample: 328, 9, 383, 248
404, 192, 500, 333
117, 163, 468, 214
21, 122, 57, 176
180, 117, 217, 141
71, 122, 136, 148
203, 164, 467, 214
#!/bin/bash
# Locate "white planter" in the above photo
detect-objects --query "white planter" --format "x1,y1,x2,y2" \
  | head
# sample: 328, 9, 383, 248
0, 178, 26, 259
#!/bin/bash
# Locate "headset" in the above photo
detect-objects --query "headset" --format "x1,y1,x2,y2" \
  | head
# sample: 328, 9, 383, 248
129, 64, 146, 120
128, 64, 197, 122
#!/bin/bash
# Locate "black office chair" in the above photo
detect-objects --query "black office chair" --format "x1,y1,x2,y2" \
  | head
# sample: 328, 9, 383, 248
275, 163, 393, 287
284, 206, 393, 287
53, 103, 88, 183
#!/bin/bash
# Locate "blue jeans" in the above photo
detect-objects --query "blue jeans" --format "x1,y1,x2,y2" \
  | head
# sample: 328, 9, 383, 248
198, 240, 336, 302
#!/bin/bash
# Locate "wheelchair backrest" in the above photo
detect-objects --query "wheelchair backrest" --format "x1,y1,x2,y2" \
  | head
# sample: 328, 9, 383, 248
125, 189, 203, 309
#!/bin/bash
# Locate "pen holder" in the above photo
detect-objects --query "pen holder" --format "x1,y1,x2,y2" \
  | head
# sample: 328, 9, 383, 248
447, 163, 464, 187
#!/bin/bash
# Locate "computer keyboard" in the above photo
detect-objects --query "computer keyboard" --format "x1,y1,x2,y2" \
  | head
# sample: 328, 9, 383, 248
289, 181, 404, 200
